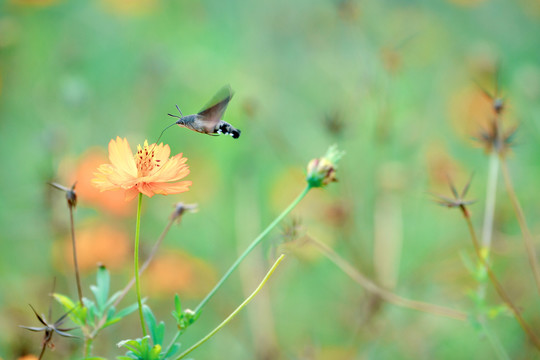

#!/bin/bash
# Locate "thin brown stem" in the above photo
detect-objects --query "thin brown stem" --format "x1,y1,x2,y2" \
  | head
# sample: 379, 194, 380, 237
69, 206, 83, 304
308, 237, 467, 321
459, 205, 540, 350
38, 342, 47, 360
499, 159, 540, 295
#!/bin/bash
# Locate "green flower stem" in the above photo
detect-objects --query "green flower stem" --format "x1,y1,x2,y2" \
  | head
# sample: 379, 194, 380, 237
84, 338, 93, 358
177, 254, 286, 360
194, 185, 311, 315
134, 193, 147, 337
92, 216, 176, 336
164, 330, 183, 358
480, 151, 499, 253
479, 321, 510, 360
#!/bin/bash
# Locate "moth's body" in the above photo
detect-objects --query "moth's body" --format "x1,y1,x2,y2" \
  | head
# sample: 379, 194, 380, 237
168, 85, 241, 139
175, 114, 241, 139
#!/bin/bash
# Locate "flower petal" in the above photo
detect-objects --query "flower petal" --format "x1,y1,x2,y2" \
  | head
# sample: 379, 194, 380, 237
148, 153, 189, 182
108, 137, 137, 177
124, 187, 140, 201
149, 181, 192, 195
137, 182, 156, 198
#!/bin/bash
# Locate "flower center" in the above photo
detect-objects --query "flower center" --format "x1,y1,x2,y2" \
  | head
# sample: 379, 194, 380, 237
135, 143, 161, 177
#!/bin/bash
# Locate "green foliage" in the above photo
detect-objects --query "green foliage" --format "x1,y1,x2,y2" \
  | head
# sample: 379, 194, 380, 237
117, 305, 181, 360
54, 265, 138, 334
171, 294, 199, 331
117, 337, 162, 360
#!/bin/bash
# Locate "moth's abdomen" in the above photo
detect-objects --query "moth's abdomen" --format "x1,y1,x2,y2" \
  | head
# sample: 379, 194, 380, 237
215, 121, 241, 139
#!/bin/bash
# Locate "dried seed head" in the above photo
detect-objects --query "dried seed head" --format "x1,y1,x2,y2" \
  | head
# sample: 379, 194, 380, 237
49, 182, 77, 209
170, 203, 198, 223
476, 119, 516, 156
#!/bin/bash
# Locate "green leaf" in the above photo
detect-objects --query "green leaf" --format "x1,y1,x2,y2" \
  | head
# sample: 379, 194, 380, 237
54, 293, 76, 309
149, 344, 162, 359
105, 290, 123, 309
163, 343, 181, 359
143, 306, 165, 346
174, 294, 181, 314
53, 293, 86, 326
102, 317, 122, 329
115, 303, 139, 319
118, 338, 143, 355
106, 306, 116, 321
94, 265, 110, 311
85, 299, 97, 327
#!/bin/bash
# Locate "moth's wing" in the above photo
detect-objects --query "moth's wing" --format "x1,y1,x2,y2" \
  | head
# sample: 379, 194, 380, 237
197, 85, 234, 133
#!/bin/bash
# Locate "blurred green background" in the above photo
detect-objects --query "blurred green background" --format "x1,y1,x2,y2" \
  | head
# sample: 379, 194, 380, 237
1, 0, 540, 358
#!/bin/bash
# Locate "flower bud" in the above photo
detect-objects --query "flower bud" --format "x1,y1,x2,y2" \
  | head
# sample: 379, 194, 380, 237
306, 145, 345, 188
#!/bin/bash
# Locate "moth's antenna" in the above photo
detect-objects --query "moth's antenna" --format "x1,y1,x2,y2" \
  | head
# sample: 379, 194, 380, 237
176, 104, 183, 117
168, 104, 183, 119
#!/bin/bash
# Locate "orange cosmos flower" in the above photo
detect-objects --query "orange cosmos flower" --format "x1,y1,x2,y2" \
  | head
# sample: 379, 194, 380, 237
92, 137, 191, 201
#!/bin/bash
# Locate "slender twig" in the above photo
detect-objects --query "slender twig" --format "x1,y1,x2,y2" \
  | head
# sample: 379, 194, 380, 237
38, 343, 47, 360
134, 193, 147, 337
478, 152, 499, 299
177, 254, 286, 359
193, 185, 311, 315
49, 182, 83, 304
308, 237, 467, 321
69, 205, 83, 305
459, 204, 540, 350
499, 159, 540, 295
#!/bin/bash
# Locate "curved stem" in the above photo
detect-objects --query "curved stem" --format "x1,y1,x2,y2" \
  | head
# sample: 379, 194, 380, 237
134, 193, 147, 337
499, 159, 540, 295
177, 254, 286, 359
69, 205, 83, 305
193, 185, 311, 315
309, 237, 467, 321
460, 205, 540, 351
164, 330, 183, 358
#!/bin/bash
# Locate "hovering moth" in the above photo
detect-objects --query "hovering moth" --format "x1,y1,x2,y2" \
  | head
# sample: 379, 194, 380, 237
167, 85, 240, 139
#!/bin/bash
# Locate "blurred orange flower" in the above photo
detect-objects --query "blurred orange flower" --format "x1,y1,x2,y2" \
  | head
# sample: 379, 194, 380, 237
10, 0, 59, 7
17, 356, 38, 360
93, 137, 191, 201
100, 0, 157, 16
59, 223, 130, 272
144, 250, 216, 299
71, 149, 133, 216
